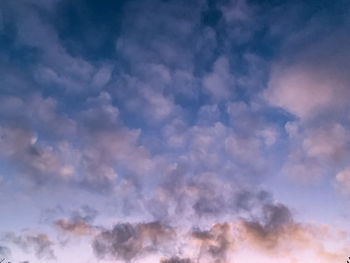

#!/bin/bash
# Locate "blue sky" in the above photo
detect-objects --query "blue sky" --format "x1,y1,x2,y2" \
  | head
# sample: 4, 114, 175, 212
0, 0, 350, 262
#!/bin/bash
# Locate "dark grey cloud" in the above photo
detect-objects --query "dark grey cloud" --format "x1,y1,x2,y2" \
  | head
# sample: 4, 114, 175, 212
160, 257, 191, 263
2, 232, 55, 260
147, 158, 276, 223
0, 245, 11, 257
93, 222, 174, 262
191, 223, 234, 263
241, 202, 294, 250
70, 205, 98, 223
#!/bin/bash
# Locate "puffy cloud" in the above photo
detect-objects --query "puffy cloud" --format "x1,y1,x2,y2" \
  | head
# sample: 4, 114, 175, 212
77, 92, 152, 190
115, 0, 203, 69
240, 203, 294, 251
225, 134, 263, 171
54, 206, 99, 237
280, 121, 350, 182
0, 93, 78, 184
197, 104, 221, 124
147, 159, 277, 224
191, 223, 235, 263
0, 125, 73, 185
140, 88, 177, 121
55, 219, 96, 237
303, 123, 350, 161
109, 0, 210, 122
93, 222, 174, 262
280, 148, 323, 182
258, 127, 279, 147
87, 217, 348, 263
92, 65, 113, 89
239, 218, 349, 262
203, 56, 234, 101
1, 1, 350, 262
0, 245, 11, 257
163, 119, 270, 175
335, 168, 350, 194
266, 63, 335, 119
160, 257, 191, 263
0, 91, 152, 190
6, 0, 94, 92
226, 101, 279, 146
221, 0, 251, 23
265, 30, 350, 120
2, 232, 55, 260
0, 94, 76, 138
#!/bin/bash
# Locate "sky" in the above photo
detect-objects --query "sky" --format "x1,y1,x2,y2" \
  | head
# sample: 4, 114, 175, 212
0, 0, 350, 262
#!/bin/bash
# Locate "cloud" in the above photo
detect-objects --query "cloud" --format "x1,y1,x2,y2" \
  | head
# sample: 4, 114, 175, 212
191, 223, 235, 263
0, 93, 78, 185
88, 217, 349, 263
0, 90, 153, 190
184, 120, 268, 175
92, 65, 113, 88
220, 0, 251, 23
160, 257, 191, 263
203, 56, 234, 101
0, 245, 11, 257
54, 206, 99, 237
77, 92, 152, 191
55, 219, 96, 237
266, 62, 334, 119
146, 152, 286, 229
191, 202, 293, 259
240, 203, 294, 251
303, 123, 350, 161
240, 218, 348, 262
1, 0, 117, 96
109, 0, 211, 122
280, 121, 350, 182
2, 232, 55, 260
265, 30, 350, 120
1, 1, 350, 262
335, 168, 350, 194
0, 94, 76, 138
92, 222, 174, 262
14, 2, 93, 91
0, 125, 73, 185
